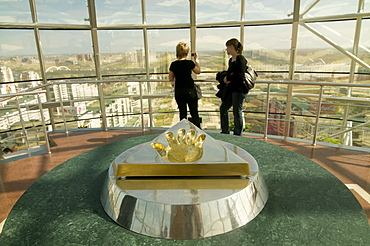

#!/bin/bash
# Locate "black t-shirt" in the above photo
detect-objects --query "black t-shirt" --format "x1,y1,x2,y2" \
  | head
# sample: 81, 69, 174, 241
227, 54, 247, 92
169, 60, 196, 89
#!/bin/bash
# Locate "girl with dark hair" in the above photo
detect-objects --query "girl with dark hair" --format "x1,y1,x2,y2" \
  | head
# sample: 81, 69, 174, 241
169, 42, 202, 128
220, 38, 249, 136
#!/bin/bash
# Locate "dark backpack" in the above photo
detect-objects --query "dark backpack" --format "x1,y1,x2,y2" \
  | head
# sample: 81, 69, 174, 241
244, 63, 258, 89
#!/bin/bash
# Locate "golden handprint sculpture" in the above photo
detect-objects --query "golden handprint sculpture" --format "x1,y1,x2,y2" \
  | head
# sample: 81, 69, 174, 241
151, 129, 206, 163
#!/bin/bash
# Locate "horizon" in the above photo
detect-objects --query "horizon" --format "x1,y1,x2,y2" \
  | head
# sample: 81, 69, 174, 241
1, 47, 360, 58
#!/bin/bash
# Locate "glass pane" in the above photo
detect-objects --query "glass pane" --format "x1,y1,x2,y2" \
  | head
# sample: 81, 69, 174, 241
144, 80, 174, 125
95, 0, 142, 25
245, 0, 294, 21
200, 112, 221, 131
152, 112, 176, 128
51, 83, 98, 101
196, 27, 239, 76
151, 81, 173, 95
147, 29, 189, 75
288, 85, 370, 147
50, 97, 102, 130
197, 0, 241, 23
315, 103, 368, 147
0, 30, 41, 83
39, 30, 95, 79
301, 0, 359, 17
144, 81, 175, 128
358, 19, 370, 82
124, 115, 141, 127
102, 81, 132, 97
309, 21, 356, 49
35, 0, 89, 24
365, 0, 370, 12
0, 0, 32, 23
98, 30, 145, 76
267, 89, 289, 136
101, 80, 149, 129
0, 92, 48, 154
296, 25, 351, 78
0, 100, 24, 132
244, 91, 266, 135
146, 0, 189, 24
244, 24, 291, 80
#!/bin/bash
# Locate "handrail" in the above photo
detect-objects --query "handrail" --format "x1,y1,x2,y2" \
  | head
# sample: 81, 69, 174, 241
330, 121, 370, 138
39, 79, 370, 88
1, 79, 370, 154
0, 90, 47, 98
0, 90, 50, 161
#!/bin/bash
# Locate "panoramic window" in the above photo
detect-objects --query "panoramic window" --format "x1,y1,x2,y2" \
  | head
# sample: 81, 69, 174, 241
359, 19, 370, 59
35, 0, 89, 24
309, 21, 356, 51
146, 0, 189, 24
0, 0, 32, 23
0, 30, 41, 83
366, 0, 370, 12
0, 0, 369, 148
245, 0, 293, 21
296, 23, 351, 81
196, 0, 242, 23
299, 20, 357, 77
98, 30, 145, 77
358, 18, 370, 82
244, 24, 292, 79
147, 29, 189, 75
300, 0, 359, 17
95, 0, 142, 25
196, 27, 239, 76
39, 30, 95, 80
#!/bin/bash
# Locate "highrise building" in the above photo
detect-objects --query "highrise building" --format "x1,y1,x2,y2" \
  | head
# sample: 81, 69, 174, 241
0, 66, 14, 83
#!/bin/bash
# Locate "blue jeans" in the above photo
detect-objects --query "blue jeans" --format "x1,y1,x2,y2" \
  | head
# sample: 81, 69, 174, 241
220, 92, 247, 135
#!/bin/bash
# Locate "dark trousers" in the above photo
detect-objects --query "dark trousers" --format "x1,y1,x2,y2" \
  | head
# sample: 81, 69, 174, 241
220, 91, 247, 135
175, 87, 201, 128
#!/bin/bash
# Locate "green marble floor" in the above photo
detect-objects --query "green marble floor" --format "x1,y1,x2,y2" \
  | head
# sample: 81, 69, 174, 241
0, 133, 369, 245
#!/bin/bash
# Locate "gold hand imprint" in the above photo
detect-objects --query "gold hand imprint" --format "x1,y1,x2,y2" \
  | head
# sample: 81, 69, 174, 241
151, 129, 206, 163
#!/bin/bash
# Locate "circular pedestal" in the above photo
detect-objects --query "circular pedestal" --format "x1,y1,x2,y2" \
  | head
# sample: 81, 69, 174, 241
101, 140, 268, 240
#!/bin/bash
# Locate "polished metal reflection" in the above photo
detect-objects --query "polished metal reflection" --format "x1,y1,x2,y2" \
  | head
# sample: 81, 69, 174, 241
151, 129, 206, 163
101, 120, 268, 240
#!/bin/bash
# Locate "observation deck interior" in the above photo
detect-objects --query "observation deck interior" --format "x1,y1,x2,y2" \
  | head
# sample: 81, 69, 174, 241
1, 0, 370, 241
0, 128, 369, 235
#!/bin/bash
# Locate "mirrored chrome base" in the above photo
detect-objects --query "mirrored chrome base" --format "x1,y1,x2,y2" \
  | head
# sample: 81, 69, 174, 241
100, 139, 268, 240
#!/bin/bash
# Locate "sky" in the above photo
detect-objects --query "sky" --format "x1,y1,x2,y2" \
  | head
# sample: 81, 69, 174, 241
0, 0, 369, 56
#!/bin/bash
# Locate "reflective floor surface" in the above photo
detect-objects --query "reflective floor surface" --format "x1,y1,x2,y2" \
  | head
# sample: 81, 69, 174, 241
0, 129, 369, 233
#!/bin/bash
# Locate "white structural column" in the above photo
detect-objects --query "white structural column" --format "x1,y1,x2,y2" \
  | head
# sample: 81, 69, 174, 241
342, 0, 365, 144
240, 0, 245, 47
190, 0, 196, 53
141, 0, 149, 129
29, 0, 56, 131
190, 0, 197, 79
284, 0, 301, 138
88, 0, 107, 130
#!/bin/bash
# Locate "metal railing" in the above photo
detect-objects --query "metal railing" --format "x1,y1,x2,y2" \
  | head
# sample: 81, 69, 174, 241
0, 90, 50, 161
1, 79, 370, 159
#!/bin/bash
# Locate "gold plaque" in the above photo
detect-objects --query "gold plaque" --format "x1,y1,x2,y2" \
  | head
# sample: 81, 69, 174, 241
116, 163, 250, 177
116, 178, 250, 190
